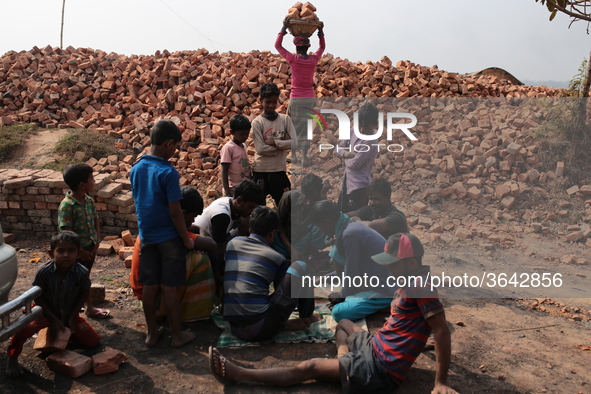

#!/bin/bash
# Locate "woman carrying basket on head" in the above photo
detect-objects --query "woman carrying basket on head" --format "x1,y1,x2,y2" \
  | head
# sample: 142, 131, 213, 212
275, 17, 325, 167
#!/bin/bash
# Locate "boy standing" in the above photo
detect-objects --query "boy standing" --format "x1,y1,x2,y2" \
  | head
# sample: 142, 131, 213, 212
58, 163, 108, 319
220, 115, 252, 197
129, 119, 195, 348
6, 231, 100, 376
251, 82, 295, 206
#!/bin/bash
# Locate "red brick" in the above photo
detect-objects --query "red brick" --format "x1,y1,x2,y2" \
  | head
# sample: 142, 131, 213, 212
121, 230, 134, 246
33, 327, 71, 351
92, 348, 128, 375
111, 238, 125, 254
46, 349, 93, 378
118, 246, 134, 260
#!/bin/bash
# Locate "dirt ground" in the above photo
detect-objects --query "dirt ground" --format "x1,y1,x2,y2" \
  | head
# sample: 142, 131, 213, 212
1, 232, 590, 394
1, 132, 591, 393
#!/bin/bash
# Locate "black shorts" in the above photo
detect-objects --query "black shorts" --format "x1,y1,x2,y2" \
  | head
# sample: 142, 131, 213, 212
338, 330, 399, 394
252, 171, 291, 206
139, 237, 187, 287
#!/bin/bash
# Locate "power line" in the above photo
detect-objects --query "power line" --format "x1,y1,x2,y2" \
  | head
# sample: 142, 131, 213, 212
157, 0, 242, 53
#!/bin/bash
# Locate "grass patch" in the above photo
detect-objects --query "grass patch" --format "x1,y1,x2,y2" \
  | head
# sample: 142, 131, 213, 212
534, 98, 591, 185
42, 129, 123, 171
0, 124, 39, 163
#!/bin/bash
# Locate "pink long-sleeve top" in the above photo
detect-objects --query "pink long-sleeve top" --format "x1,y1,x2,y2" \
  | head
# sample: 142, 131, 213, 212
275, 32, 325, 98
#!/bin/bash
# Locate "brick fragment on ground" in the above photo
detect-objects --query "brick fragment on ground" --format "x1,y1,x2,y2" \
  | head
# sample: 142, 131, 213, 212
46, 349, 93, 378
92, 348, 128, 375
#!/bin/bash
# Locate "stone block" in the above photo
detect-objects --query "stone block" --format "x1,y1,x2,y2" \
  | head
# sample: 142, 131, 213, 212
96, 242, 113, 256
97, 183, 123, 199
90, 283, 105, 304
46, 350, 93, 378
124, 255, 133, 268
121, 230, 134, 246
33, 327, 71, 351
92, 348, 128, 375
500, 196, 516, 209
411, 201, 427, 213
118, 246, 134, 260
455, 228, 472, 239
566, 185, 579, 196
110, 238, 125, 254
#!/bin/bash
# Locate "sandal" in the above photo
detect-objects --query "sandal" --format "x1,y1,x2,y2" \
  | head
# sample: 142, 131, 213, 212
209, 346, 230, 385
86, 308, 111, 319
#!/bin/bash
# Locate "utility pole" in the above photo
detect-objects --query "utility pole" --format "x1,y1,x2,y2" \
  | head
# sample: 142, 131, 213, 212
60, 0, 66, 48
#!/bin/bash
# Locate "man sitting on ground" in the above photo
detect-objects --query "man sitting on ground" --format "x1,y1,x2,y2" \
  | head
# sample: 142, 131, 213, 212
346, 177, 408, 239
223, 206, 321, 342
209, 233, 457, 394
307, 200, 393, 322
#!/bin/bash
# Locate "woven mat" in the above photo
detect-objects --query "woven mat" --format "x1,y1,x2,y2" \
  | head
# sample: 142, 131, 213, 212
213, 304, 367, 348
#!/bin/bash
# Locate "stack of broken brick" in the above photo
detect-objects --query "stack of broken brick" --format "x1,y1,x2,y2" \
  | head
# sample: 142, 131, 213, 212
0, 167, 135, 237
2, 46, 591, 249
34, 328, 127, 378
0, 46, 565, 192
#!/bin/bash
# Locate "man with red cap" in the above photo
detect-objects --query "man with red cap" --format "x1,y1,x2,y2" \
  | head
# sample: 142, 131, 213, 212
275, 18, 325, 166
209, 233, 457, 394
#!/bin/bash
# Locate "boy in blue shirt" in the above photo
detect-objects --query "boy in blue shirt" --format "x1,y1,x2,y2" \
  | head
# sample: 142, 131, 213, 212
130, 119, 195, 348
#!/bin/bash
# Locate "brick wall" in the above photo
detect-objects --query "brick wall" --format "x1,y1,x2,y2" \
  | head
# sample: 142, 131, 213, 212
0, 169, 136, 237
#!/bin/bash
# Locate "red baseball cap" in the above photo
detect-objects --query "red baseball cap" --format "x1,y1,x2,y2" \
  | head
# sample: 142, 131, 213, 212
371, 233, 424, 265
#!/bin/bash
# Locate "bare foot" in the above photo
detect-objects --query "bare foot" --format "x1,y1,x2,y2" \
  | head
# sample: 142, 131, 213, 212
210, 347, 240, 383
284, 317, 309, 331
145, 326, 165, 347
6, 358, 24, 376
171, 330, 195, 348
302, 313, 323, 325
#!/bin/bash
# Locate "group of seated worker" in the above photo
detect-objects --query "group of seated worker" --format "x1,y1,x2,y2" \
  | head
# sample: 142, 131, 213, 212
209, 233, 458, 394
126, 170, 456, 392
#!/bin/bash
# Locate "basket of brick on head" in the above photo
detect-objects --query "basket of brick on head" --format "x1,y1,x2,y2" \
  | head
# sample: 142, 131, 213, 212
285, 2, 323, 37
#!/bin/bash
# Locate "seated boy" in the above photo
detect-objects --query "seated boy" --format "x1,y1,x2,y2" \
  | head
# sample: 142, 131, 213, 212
307, 200, 393, 322
192, 179, 264, 289
223, 206, 321, 342
130, 186, 217, 322
346, 178, 408, 239
221, 114, 252, 197
209, 233, 457, 394
6, 231, 100, 376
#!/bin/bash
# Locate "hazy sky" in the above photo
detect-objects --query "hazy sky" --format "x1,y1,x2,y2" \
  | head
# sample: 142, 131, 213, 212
1, 0, 588, 86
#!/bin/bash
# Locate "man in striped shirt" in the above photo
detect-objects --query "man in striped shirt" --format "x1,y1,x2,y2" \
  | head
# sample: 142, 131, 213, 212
210, 233, 457, 394
222, 206, 320, 342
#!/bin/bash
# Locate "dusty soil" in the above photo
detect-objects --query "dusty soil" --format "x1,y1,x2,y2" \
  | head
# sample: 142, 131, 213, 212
1, 230, 590, 394
1, 132, 591, 393
2, 129, 68, 169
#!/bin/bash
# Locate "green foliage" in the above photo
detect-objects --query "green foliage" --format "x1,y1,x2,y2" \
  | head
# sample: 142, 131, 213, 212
567, 58, 588, 96
534, 0, 591, 23
0, 124, 39, 163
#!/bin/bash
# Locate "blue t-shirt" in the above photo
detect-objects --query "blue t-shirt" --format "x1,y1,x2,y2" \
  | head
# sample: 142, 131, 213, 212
130, 155, 182, 244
